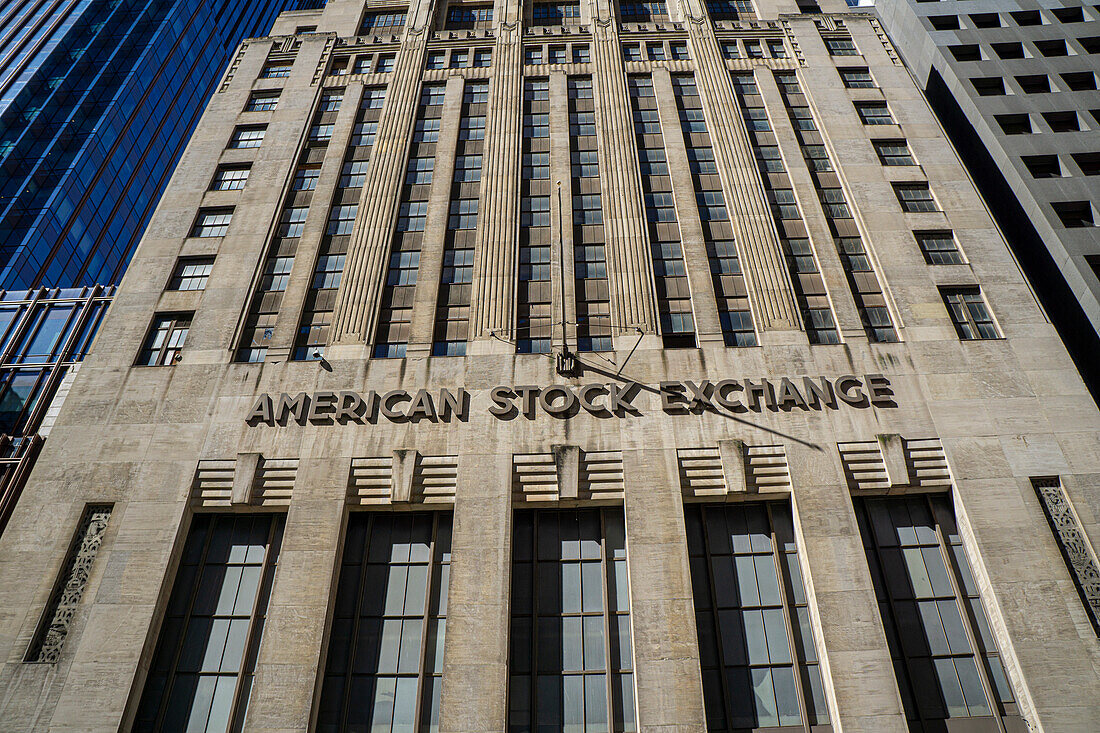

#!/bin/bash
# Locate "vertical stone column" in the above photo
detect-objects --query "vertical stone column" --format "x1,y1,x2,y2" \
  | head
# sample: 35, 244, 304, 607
549, 72, 578, 347
590, 5, 660, 345
268, 83, 367, 355
243, 457, 348, 732
651, 68, 723, 343
406, 76, 467, 355
675, 0, 804, 338
328, 9, 432, 348
621, 447, 706, 731
786, 444, 908, 732
439, 452, 513, 732
467, 1, 524, 354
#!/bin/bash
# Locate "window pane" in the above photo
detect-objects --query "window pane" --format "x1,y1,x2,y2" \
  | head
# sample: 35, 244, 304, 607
315, 513, 450, 731
511, 509, 634, 731
133, 516, 282, 733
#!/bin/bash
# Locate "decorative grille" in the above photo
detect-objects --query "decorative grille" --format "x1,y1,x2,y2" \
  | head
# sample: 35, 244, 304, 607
26, 504, 112, 663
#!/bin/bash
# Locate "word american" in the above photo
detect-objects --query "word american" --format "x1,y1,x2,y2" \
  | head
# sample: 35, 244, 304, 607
245, 374, 895, 425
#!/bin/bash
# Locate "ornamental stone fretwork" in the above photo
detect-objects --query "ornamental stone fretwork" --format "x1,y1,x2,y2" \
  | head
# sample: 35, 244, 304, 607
1033, 478, 1100, 635
26, 505, 112, 664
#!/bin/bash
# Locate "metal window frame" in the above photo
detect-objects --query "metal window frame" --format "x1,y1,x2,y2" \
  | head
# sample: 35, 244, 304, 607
687, 501, 827, 732
509, 507, 636, 731
135, 513, 284, 732
856, 495, 1021, 730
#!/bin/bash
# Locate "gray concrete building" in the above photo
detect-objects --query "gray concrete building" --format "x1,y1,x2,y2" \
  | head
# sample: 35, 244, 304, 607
875, 0, 1100, 402
0, 0, 1098, 731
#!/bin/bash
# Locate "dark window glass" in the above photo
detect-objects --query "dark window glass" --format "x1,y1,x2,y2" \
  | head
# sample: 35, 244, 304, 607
915, 231, 964, 265
687, 503, 830, 730
316, 512, 450, 732
509, 508, 636, 732
857, 496, 1024, 728
137, 314, 192, 365
942, 287, 998, 339
133, 514, 284, 732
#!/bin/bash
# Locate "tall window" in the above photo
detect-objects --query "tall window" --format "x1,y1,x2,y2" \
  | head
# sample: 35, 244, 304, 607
730, 72, 838, 344
686, 503, 830, 731
317, 512, 451, 732
137, 314, 191, 366
510, 508, 636, 731
133, 514, 284, 733
941, 287, 999, 339
569, 76, 612, 352
856, 496, 1024, 730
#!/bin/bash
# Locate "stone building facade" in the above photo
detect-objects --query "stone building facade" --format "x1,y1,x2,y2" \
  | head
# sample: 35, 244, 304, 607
875, 0, 1100, 401
0, 0, 1098, 731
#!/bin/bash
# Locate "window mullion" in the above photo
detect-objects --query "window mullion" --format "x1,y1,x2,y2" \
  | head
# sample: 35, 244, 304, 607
226, 515, 281, 732
699, 505, 736, 731
599, 509, 615, 729
929, 499, 1007, 732
412, 513, 440, 732
152, 514, 216, 732
528, 513, 539, 726
766, 503, 812, 733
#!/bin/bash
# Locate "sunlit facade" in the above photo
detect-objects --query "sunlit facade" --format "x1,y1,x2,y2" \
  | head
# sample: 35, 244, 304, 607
0, 0, 1097, 731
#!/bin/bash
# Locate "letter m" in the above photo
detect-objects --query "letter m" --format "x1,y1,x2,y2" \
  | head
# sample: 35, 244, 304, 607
275, 392, 309, 424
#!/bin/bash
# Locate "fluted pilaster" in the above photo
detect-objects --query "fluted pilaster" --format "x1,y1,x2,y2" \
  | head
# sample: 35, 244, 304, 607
329, 13, 432, 344
467, 17, 523, 347
676, 1, 803, 333
590, 4, 658, 336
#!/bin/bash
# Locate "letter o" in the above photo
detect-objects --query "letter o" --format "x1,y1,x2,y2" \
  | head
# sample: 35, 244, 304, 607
539, 385, 577, 415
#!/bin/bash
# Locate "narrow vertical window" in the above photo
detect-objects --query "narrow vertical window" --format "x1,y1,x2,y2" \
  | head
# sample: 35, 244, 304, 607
133, 514, 284, 733
730, 72, 839, 343
317, 512, 451, 731
686, 502, 829, 730
629, 74, 696, 349
509, 508, 636, 731
569, 76, 612, 352
775, 72, 897, 343
856, 495, 1024, 730
517, 78, 553, 354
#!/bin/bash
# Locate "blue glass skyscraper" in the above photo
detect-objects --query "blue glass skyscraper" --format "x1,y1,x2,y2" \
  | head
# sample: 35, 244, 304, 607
0, 0, 323, 529
0, 0, 321, 289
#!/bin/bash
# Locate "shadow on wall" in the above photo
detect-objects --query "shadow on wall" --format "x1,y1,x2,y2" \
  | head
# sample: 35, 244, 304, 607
924, 67, 1100, 408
